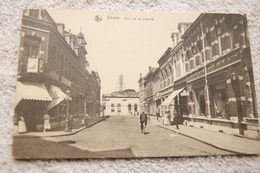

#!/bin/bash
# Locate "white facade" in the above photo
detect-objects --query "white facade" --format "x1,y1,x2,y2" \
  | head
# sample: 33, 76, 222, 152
103, 97, 139, 116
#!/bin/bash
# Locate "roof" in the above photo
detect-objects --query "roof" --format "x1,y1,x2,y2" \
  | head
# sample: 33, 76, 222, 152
77, 32, 84, 38
103, 89, 139, 98
157, 47, 172, 65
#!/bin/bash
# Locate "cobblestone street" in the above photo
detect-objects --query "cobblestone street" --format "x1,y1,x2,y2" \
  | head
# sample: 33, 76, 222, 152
13, 115, 234, 158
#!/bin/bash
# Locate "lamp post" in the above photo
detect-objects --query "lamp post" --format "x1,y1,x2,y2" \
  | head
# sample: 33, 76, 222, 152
64, 89, 70, 132
230, 73, 244, 135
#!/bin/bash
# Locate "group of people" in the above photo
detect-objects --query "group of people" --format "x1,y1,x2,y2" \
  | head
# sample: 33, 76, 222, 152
17, 111, 75, 133
17, 111, 51, 133
163, 110, 180, 129
139, 110, 181, 134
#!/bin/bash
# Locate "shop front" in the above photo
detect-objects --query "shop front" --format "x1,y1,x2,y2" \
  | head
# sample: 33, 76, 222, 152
14, 81, 52, 132
161, 88, 185, 121
47, 85, 72, 130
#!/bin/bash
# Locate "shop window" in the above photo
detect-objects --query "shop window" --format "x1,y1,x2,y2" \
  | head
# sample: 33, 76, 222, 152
214, 88, 227, 118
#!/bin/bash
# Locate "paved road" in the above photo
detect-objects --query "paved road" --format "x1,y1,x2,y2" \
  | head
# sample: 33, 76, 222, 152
40, 115, 234, 158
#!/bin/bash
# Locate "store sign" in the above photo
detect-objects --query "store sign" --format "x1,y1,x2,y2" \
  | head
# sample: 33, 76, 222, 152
27, 58, 45, 73
27, 58, 38, 73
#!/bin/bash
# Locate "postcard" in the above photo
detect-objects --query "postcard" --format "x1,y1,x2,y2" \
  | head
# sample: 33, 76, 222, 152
13, 10, 260, 159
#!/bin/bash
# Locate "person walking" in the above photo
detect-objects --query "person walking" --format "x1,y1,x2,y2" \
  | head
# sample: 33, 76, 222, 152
43, 112, 51, 132
156, 111, 160, 122
140, 112, 147, 134
68, 114, 74, 132
174, 110, 180, 129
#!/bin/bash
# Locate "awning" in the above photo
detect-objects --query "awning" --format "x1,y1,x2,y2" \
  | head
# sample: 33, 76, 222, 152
161, 87, 185, 106
47, 85, 72, 110
15, 82, 52, 107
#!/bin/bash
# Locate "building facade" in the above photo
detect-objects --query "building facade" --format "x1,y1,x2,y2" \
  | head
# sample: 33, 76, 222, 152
102, 89, 139, 116
182, 13, 257, 138
139, 13, 258, 139
14, 9, 101, 132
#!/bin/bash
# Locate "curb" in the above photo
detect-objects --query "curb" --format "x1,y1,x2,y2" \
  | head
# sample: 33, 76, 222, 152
157, 125, 254, 155
13, 117, 107, 138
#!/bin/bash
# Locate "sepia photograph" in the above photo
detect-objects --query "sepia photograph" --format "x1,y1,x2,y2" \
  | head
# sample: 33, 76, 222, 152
12, 9, 260, 159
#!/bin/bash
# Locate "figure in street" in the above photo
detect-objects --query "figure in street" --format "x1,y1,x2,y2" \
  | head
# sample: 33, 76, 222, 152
68, 114, 74, 132
163, 111, 171, 126
174, 110, 180, 129
18, 116, 27, 133
156, 110, 160, 122
43, 112, 51, 132
140, 112, 148, 134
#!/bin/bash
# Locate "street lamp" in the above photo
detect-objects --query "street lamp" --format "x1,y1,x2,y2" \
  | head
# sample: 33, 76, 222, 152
64, 89, 70, 132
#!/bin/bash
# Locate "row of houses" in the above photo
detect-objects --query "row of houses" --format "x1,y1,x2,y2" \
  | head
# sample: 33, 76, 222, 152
139, 13, 259, 139
14, 9, 101, 132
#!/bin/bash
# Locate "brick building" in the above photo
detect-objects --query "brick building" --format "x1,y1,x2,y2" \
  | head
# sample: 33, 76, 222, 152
14, 9, 101, 132
139, 13, 258, 139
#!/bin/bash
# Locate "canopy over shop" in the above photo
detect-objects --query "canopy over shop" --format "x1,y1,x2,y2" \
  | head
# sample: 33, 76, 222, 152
160, 87, 187, 119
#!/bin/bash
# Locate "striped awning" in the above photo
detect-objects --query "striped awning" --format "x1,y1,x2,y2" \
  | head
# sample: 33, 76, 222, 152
47, 85, 72, 110
161, 88, 185, 106
15, 82, 52, 107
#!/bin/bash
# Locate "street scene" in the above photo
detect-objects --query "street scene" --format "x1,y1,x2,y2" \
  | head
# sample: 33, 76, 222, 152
14, 115, 236, 159
13, 10, 260, 159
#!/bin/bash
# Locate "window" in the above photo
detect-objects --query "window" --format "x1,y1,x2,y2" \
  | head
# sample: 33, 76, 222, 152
220, 18, 232, 54
29, 9, 39, 18
23, 35, 41, 59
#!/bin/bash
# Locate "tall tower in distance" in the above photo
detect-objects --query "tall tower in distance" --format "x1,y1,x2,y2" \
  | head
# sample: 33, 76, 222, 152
115, 74, 126, 92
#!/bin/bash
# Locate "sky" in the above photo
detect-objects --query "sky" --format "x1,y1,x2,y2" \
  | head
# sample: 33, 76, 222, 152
47, 10, 200, 95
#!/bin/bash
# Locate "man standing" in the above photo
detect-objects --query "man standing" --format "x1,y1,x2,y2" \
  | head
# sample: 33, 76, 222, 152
174, 110, 180, 129
140, 112, 147, 134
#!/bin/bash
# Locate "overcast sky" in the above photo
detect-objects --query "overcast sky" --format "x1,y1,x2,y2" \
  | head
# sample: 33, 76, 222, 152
47, 10, 200, 95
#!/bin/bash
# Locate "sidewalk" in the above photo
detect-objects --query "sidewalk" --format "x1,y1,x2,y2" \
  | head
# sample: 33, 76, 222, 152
13, 117, 106, 138
149, 117, 260, 155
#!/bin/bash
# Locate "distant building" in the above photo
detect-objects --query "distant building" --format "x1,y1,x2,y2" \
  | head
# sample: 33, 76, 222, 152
102, 89, 139, 116
14, 9, 101, 132
138, 67, 159, 116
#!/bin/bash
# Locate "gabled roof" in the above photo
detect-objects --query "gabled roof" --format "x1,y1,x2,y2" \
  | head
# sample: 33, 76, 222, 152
77, 32, 84, 38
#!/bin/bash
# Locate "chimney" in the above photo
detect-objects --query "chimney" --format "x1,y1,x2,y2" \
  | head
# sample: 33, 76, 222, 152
56, 23, 65, 36
140, 73, 142, 78
149, 66, 151, 72
171, 32, 179, 48
64, 34, 70, 44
